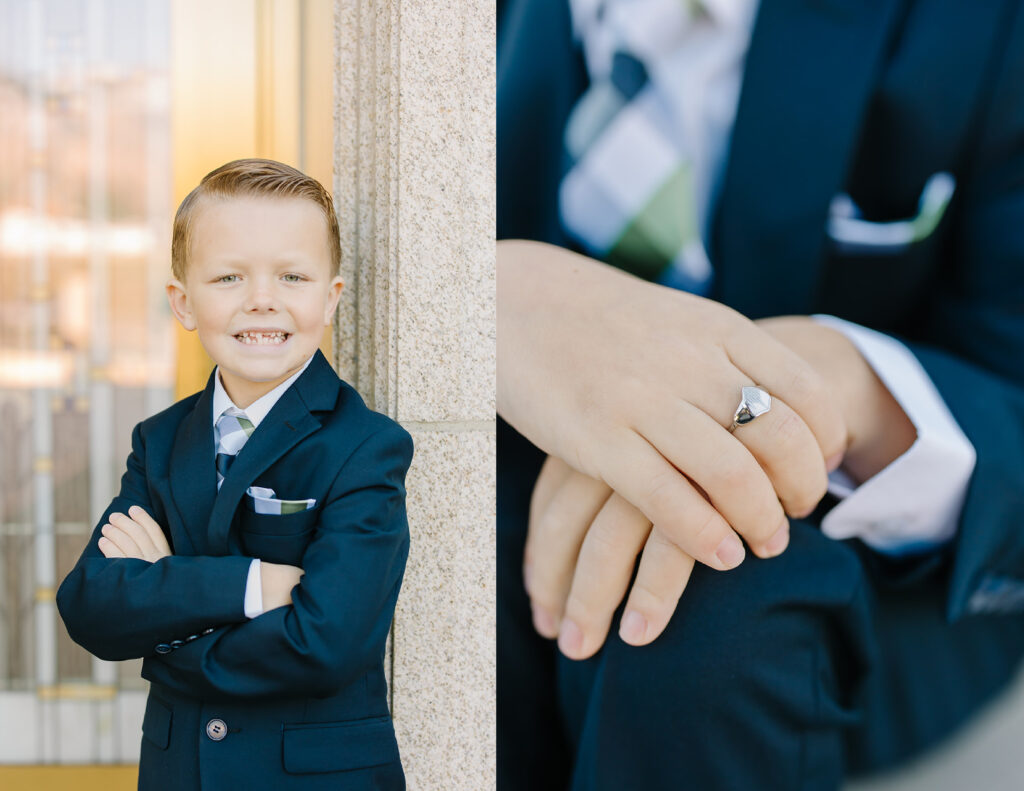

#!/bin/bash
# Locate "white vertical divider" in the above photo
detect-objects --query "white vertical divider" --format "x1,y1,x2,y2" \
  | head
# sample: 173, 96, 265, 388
28, 0, 58, 765
86, 0, 117, 765
144, 0, 172, 422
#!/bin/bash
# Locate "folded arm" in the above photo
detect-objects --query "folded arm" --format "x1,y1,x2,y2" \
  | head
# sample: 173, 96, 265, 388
140, 424, 414, 700
57, 423, 253, 661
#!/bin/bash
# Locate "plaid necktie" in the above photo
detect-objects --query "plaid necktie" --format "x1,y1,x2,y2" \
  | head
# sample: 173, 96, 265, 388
215, 407, 255, 490
559, 0, 749, 295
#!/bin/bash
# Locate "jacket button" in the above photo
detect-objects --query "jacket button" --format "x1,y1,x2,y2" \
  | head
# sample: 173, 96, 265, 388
206, 718, 227, 741
169, 640, 184, 649
154, 643, 171, 654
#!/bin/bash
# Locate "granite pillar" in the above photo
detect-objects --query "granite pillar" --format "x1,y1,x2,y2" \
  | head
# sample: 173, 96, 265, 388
334, 1, 495, 788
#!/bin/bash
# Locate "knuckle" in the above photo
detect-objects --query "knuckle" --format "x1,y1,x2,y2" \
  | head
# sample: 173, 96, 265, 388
709, 457, 750, 494
769, 409, 805, 444
789, 473, 828, 517
688, 510, 729, 558
629, 578, 679, 613
525, 571, 564, 614
742, 509, 781, 543
641, 469, 683, 518
530, 509, 561, 540
582, 520, 629, 561
564, 590, 606, 630
787, 365, 826, 406
529, 590, 563, 619
645, 528, 676, 553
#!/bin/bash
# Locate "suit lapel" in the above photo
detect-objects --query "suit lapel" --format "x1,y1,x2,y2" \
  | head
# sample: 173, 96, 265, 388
711, 0, 904, 318
168, 374, 217, 555
206, 351, 341, 554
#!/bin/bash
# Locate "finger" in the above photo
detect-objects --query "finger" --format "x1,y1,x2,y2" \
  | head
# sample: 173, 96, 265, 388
724, 327, 847, 463
100, 522, 145, 559
725, 394, 830, 519
108, 512, 159, 561
98, 536, 126, 558
525, 467, 612, 638
528, 455, 575, 527
127, 505, 172, 556
557, 493, 652, 660
597, 428, 744, 573
618, 528, 696, 646
634, 399, 789, 558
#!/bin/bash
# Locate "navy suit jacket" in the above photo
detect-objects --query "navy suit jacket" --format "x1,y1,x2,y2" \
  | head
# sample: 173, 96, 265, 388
498, 0, 1024, 622
57, 350, 412, 790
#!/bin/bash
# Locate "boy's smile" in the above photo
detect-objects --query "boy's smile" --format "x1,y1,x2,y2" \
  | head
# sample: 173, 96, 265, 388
166, 196, 344, 407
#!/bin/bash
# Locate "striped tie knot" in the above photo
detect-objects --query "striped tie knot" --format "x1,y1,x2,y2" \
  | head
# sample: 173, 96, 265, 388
215, 407, 255, 490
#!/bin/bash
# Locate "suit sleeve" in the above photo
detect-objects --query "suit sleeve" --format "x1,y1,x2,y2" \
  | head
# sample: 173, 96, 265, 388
138, 423, 414, 700
56, 422, 253, 661
896, 6, 1024, 621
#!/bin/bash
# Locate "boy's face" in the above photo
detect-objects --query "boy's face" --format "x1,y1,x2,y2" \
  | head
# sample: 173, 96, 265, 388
166, 195, 343, 407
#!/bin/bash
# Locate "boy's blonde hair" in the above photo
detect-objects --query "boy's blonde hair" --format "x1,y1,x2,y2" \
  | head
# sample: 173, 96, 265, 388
171, 158, 341, 281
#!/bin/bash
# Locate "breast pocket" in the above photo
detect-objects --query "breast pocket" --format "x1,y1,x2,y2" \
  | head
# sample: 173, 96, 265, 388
237, 505, 319, 566
818, 172, 955, 326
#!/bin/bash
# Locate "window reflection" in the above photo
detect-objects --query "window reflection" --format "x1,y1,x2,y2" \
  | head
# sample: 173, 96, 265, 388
0, 0, 171, 764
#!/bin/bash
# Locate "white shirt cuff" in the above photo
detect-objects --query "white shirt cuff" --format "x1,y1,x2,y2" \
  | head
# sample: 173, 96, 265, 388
811, 315, 976, 555
243, 558, 264, 619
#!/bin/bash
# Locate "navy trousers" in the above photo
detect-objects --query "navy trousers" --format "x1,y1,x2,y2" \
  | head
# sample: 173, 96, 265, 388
498, 421, 1024, 791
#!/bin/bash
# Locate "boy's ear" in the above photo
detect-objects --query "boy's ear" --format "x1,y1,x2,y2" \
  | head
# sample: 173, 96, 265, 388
166, 279, 197, 331
323, 276, 345, 325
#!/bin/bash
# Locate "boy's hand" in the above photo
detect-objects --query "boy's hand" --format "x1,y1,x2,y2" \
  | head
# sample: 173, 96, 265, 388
755, 316, 916, 485
261, 563, 305, 610
526, 317, 916, 661
527, 455, 693, 659
98, 506, 172, 562
499, 241, 845, 582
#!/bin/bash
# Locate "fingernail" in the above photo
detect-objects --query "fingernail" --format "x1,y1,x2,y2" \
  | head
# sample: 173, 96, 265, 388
531, 603, 557, 638
558, 619, 584, 657
619, 610, 647, 644
826, 452, 844, 473
764, 523, 790, 557
715, 535, 745, 569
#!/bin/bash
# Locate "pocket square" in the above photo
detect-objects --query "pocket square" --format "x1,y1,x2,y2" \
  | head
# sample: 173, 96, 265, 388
826, 171, 955, 253
246, 486, 316, 515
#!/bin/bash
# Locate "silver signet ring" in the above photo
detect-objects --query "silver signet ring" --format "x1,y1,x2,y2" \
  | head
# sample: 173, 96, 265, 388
730, 386, 772, 431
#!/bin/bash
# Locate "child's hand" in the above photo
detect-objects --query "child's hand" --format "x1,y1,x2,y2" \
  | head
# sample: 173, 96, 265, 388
523, 317, 917, 661
499, 240, 845, 575
98, 505, 172, 562
526, 455, 693, 660
261, 563, 305, 610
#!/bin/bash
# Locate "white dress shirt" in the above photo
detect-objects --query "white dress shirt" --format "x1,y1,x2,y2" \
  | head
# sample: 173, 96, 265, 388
212, 355, 315, 618
569, 0, 976, 553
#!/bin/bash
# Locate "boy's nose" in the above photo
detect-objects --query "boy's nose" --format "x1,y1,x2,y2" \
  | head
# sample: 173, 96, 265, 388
244, 283, 278, 311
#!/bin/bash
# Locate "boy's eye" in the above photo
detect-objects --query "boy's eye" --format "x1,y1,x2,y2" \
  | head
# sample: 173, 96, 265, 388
282, 273, 306, 283
217, 274, 239, 283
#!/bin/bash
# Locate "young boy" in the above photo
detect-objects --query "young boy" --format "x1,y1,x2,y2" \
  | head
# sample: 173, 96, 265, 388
57, 159, 413, 790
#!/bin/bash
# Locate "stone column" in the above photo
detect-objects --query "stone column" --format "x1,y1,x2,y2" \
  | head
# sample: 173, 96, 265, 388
334, 2, 494, 789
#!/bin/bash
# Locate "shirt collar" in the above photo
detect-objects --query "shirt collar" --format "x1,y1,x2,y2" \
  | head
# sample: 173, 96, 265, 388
212, 354, 315, 430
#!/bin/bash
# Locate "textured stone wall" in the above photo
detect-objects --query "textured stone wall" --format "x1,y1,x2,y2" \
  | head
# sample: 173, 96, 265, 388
334, 2, 495, 788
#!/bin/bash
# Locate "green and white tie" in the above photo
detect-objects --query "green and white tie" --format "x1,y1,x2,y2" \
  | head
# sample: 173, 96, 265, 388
215, 407, 255, 490
559, 0, 753, 294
